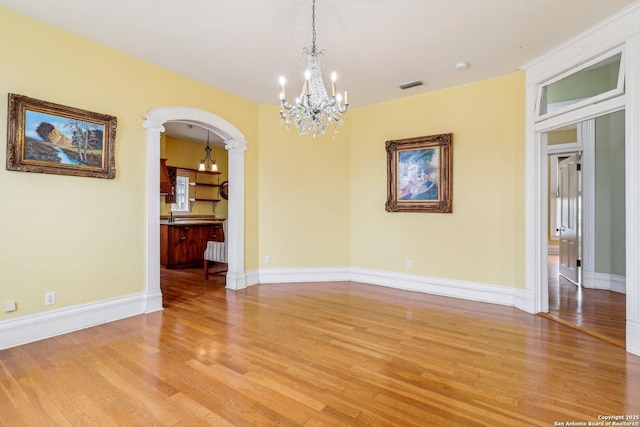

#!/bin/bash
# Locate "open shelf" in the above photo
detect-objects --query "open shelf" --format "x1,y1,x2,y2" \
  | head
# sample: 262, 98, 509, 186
189, 182, 221, 187
189, 197, 221, 202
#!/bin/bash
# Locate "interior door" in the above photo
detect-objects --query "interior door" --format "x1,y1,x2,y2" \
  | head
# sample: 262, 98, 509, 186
558, 153, 581, 284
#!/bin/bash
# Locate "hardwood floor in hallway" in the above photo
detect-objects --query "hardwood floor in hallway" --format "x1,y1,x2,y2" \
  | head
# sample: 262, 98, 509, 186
544, 255, 626, 348
1, 267, 639, 426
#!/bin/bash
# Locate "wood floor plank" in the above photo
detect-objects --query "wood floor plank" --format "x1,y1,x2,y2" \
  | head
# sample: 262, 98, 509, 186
170, 391, 235, 427
1, 266, 639, 426
44, 390, 96, 427
0, 398, 27, 427
16, 376, 74, 426
72, 394, 119, 427
13, 401, 49, 426
0, 358, 30, 408
93, 360, 181, 426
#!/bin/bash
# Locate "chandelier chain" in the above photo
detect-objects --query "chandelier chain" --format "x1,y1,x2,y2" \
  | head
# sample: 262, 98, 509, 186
311, 0, 316, 52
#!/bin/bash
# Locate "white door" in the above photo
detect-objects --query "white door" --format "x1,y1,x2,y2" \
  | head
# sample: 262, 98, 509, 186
558, 153, 581, 284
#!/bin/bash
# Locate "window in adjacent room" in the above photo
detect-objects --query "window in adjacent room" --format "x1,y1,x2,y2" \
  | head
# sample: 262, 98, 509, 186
171, 175, 190, 212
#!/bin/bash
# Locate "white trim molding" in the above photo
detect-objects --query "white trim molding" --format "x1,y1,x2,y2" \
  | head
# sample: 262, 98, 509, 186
583, 271, 626, 294
579, 120, 596, 275
258, 266, 526, 310
624, 33, 640, 357
629, 319, 640, 356
0, 293, 147, 350
142, 117, 165, 314
224, 138, 248, 290
259, 267, 351, 284
351, 268, 526, 309
245, 269, 261, 287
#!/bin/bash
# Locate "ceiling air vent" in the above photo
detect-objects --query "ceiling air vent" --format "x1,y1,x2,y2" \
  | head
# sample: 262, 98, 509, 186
399, 80, 424, 90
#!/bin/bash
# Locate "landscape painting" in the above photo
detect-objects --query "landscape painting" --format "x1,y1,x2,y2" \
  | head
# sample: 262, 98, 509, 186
386, 133, 452, 213
24, 110, 105, 167
6, 94, 117, 179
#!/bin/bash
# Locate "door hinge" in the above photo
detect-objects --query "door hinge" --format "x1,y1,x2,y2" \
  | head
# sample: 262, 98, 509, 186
577, 163, 582, 171
577, 259, 581, 267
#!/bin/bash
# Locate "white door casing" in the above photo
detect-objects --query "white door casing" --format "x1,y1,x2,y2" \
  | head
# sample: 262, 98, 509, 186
522, 2, 640, 355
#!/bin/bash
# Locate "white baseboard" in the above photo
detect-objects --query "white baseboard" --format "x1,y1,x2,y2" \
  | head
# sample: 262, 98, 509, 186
245, 269, 260, 287
0, 292, 147, 350
610, 275, 626, 294
258, 266, 525, 309
145, 290, 164, 313
350, 267, 526, 308
548, 245, 559, 255
628, 319, 640, 356
515, 288, 536, 313
259, 267, 351, 284
583, 270, 626, 294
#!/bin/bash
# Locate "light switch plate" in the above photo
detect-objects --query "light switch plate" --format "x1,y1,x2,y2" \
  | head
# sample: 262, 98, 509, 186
3, 300, 16, 312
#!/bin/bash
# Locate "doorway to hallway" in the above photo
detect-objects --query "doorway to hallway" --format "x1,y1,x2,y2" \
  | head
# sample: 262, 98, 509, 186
542, 111, 626, 347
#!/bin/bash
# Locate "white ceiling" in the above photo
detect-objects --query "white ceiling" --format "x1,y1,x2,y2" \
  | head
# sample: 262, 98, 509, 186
163, 121, 225, 146
1, 0, 636, 133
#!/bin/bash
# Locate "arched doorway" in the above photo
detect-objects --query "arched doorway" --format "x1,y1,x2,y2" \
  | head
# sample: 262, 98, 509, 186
143, 107, 248, 312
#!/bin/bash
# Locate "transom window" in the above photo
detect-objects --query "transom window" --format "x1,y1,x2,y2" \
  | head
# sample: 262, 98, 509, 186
535, 48, 624, 122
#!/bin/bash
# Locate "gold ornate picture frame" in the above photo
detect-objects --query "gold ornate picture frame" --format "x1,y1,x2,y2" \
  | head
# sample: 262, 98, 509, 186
6, 94, 117, 179
385, 133, 452, 213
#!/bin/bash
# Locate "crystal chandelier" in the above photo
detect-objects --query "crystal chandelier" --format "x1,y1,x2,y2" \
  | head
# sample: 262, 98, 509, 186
279, 0, 349, 138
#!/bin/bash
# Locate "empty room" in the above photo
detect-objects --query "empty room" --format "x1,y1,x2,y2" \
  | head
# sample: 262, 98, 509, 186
1, 1, 640, 425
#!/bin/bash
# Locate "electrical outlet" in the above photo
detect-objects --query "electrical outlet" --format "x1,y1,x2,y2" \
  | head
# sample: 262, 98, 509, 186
265, 256, 271, 264
406, 260, 413, 269
45, 292, 56, 306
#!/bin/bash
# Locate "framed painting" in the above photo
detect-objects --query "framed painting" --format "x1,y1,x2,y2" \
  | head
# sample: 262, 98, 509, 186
385, 133, 452, 213
6, 94, 117, 179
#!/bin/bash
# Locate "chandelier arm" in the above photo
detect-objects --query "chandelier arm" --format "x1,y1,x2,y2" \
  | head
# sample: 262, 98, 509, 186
281, 99, 294, 110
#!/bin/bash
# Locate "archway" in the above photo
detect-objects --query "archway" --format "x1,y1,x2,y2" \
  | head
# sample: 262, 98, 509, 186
143, 106, 248, 312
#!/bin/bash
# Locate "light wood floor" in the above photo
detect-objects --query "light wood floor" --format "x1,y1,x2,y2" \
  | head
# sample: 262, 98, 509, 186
543, 255, 626, 347
1, 267, 639, 426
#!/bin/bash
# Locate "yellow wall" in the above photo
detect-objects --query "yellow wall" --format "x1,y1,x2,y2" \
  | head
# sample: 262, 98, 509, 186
160, 136, 229, 218
0, 8, 259, 320
0, 6, 528, 327
349, 73, 526, 288
257, 105, 351, 268
547, 128, 577, 145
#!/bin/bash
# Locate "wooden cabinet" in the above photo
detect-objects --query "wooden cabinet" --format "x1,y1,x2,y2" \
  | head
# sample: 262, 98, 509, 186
160, 222, 223, 268
160, 159, 173, 195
